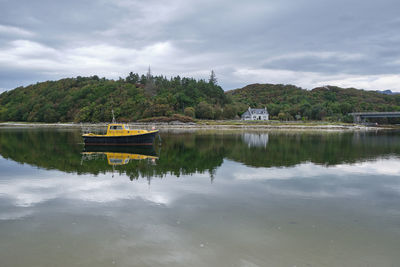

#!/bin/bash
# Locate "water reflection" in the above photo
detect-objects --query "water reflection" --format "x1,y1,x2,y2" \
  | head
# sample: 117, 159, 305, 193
0, 128, 400, 181
1, 128, 400, 266
242, 132, 269, 148
82, 152, 158, 168
82, 146, 158, 166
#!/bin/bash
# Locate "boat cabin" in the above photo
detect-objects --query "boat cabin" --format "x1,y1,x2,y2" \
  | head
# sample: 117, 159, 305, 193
106, 124, 148, 136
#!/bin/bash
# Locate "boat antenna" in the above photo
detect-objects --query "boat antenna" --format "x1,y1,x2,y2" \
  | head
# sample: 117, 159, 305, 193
112, 109, 116, 123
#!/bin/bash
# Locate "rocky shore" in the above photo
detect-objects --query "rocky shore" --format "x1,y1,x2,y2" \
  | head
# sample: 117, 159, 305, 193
0, 121, 388, 131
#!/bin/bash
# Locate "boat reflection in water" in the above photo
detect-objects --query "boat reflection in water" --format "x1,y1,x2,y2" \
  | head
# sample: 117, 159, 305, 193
82, 145, 158, 166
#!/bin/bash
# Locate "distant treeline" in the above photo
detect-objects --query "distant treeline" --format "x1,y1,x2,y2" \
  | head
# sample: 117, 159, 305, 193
228, 84, 400, 122
0, 72, 400, 123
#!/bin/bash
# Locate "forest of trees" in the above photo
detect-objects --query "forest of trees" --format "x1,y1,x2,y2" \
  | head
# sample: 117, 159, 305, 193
228, 83, 400, 122
0, 71, 399, 123
0, 70, 231, 122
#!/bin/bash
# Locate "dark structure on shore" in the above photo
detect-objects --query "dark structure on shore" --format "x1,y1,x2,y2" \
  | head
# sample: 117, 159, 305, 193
350, 112, 400, 123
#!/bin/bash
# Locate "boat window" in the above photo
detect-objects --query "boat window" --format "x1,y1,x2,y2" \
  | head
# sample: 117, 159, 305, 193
110, 126, 123, 130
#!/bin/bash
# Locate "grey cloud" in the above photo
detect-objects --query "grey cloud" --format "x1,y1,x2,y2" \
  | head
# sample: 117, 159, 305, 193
1, 0, 400, 91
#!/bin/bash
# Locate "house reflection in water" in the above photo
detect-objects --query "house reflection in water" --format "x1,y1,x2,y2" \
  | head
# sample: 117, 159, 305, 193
242, 133, 269, 148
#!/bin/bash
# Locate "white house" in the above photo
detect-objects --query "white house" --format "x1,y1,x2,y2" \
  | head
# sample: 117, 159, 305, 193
241, 107, 269, 121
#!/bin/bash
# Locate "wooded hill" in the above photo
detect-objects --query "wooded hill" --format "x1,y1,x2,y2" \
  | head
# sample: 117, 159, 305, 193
228, 83, 400, 122
0, 72, 228, 122
0, 73, 399, 123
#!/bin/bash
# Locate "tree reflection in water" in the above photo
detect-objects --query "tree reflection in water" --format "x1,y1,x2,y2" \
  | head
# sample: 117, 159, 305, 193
0, 128, 399, 181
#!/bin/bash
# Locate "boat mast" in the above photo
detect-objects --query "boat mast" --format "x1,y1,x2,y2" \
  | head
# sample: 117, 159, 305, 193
111, 109, 116, 123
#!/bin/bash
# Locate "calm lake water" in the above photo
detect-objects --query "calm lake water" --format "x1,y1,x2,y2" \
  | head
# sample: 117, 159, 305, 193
0, 127, 400, 267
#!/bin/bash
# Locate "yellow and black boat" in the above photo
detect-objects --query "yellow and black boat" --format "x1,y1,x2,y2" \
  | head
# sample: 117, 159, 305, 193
82, 123, 159, 146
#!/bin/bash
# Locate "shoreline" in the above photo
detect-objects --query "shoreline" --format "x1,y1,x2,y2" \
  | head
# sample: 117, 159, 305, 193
0, 121, 392, 131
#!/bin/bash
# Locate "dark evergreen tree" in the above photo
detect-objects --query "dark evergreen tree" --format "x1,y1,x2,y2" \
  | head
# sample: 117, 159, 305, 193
209, 70, 217, 85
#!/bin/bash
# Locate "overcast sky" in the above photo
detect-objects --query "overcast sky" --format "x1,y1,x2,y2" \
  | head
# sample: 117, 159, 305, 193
1, 0, 400, 92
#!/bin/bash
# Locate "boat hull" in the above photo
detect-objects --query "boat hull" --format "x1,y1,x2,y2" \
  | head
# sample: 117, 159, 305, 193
83, 131, 158, 146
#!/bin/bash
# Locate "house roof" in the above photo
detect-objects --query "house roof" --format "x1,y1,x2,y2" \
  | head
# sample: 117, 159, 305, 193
249, 108, 267, 114
242, 110, 251, 117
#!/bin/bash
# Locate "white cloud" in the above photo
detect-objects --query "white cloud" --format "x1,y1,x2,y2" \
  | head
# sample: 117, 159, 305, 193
0, 39, 181, 78
0, 24, 34, 37
9, 40, 57, 56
